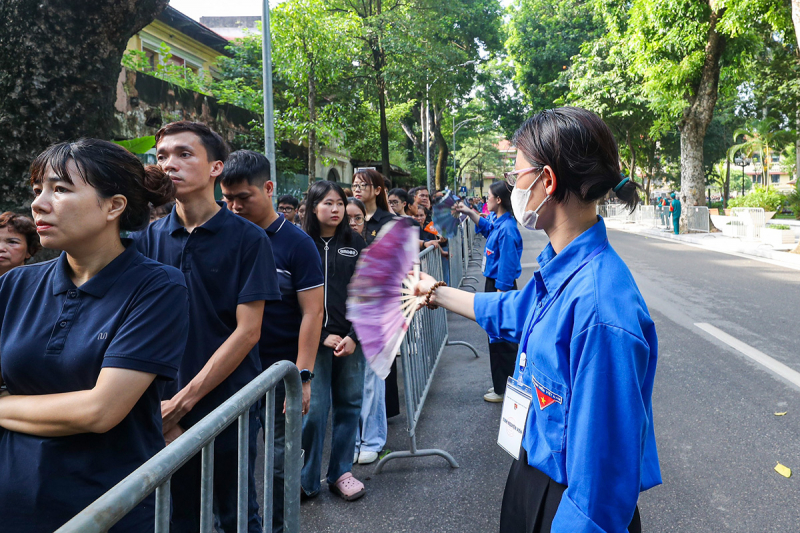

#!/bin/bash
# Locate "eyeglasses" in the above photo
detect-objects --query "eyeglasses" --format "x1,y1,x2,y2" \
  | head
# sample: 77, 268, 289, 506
277, 206, 295, 212
388, 199, 401, 206
351, 183, 372, 191
503, 166, 541, 187
348, 216, 364, 224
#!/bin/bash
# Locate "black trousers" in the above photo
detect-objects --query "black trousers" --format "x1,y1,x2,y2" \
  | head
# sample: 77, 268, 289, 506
485, 277, 518, 395
500, 449, 642, 533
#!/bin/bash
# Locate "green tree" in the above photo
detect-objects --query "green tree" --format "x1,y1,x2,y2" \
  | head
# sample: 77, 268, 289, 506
625, 0, 788, 232
728, 117, 793, 190
455, 131, 504, 197
506, 0, 603, 111
272, 0, 360, 184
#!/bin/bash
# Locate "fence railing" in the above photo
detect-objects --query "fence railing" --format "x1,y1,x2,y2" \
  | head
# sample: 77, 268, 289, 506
57, 361, 303, 533
686, 206, 710, 233
374, 243, 479, 473
452, 219, 478, 292
729, 207, 766, 240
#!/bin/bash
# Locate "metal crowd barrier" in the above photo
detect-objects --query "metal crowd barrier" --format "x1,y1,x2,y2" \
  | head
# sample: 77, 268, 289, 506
451, 220, 478, 292
375, 245, 479, 473
730, 207, 766, 240
57, 361, 303, 533
686, 206, 710, 233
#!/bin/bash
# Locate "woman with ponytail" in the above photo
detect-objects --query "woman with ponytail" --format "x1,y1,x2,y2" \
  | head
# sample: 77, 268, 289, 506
414, 107, 660, 533
457, 180, 523, 403
0, 139, 190, 532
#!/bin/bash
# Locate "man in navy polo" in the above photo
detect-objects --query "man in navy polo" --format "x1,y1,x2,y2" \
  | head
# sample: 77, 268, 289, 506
220, 150, 324, 533
132, 122, 281, 533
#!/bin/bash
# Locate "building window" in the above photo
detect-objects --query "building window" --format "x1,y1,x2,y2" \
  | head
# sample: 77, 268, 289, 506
771, 174, 781, 184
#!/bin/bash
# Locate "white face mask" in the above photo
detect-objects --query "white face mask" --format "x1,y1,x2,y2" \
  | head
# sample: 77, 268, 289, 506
511, 172, 550, 231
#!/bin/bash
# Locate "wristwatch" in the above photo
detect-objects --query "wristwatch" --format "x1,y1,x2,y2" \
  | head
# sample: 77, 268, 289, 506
299, 369, 315, 383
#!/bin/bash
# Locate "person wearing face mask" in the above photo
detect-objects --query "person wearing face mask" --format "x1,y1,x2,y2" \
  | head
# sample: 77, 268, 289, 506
413, 107, 660, 533
456, 181, 523, 403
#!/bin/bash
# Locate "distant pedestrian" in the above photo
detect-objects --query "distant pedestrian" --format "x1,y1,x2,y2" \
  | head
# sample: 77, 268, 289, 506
457, 181, 523, 403
414, 107, 659, 533
297, 201, 307, 226
347, 197, 367, 239
277, 194, 300, 226
0, 212, 40, 276
670, 192, 681, 234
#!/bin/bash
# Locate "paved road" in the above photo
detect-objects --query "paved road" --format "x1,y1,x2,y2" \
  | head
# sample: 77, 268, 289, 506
290, 224, 800, 532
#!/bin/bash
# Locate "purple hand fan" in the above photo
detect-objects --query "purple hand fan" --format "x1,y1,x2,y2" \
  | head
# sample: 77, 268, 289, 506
432, 191, 467, 238
346, 218, 423, 379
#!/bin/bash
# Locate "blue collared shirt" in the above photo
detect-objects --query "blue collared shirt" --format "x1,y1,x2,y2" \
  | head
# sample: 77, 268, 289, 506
0, 243, 189, 532
476, 212, 523, 291
131, 203, 281, 426
474, 218, 661, 532
260, 215, 324, 369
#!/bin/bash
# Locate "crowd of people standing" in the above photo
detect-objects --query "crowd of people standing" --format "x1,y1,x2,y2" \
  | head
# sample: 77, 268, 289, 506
0, 106, 662, 533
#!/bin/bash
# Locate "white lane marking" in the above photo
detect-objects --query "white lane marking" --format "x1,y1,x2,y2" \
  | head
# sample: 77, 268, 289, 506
695, 323, 800, 389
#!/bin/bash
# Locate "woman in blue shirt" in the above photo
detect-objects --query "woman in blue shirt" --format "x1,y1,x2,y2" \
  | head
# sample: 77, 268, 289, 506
0, 139, 190, 533
457, 181, 523, 403
415, 108, 660, 533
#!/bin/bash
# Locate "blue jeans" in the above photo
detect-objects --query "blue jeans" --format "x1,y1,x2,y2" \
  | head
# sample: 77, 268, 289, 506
301, 344, 365, 496
355, 363, 387, 454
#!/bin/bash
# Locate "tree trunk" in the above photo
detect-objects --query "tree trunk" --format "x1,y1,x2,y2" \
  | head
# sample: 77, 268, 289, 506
678, 7, 726, 233
307, 57, 317, 186
432, 106, 449, 190
0, 0, 168, 213
626, 130, 636, 185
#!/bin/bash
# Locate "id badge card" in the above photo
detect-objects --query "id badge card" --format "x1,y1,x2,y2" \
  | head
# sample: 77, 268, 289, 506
497, 377, 532, 460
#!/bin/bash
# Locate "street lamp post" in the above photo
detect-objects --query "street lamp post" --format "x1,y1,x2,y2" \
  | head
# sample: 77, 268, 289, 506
261, 0, 276, 185
734, 155, 750, 196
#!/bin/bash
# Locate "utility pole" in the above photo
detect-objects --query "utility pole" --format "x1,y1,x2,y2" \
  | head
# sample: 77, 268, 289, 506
262, 0, 276, 186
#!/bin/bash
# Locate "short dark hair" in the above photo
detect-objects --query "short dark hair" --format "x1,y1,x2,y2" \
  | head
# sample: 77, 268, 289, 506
30, 139, 174, 232
512, 107, 640, 211
277, 195, 299, 209
155, 121, 230, 163
0, 212, 40, 257
219, 150, 271, 187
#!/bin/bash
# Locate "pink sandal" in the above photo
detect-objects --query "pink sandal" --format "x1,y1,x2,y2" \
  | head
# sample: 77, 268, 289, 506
330, 472, 365, 501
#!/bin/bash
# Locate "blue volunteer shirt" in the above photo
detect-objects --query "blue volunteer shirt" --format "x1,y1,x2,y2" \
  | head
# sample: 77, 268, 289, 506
476, 211, 523, 291
474, 217, 661, 532
132, 203, 281, 426
0, 243, 189, 533
260, 215, 324, 370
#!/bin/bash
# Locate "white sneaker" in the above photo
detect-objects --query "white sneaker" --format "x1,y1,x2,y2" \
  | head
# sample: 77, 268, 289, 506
353, 452, 359, 464
357, 451, 379, 464
487, 386, 494, 394
483, 391, 504, 403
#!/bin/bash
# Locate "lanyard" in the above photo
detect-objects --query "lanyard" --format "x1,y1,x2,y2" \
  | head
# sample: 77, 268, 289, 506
519, 241, 608, 372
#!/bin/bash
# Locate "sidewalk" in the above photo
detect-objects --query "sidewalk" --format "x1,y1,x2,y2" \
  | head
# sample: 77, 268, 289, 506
604, 218, 800, 271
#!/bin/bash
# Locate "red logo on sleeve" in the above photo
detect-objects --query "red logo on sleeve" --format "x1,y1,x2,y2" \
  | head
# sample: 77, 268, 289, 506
535, 386, 556, 410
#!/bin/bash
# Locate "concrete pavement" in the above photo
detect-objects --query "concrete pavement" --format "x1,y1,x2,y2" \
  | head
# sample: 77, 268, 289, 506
280, 221, 800, 532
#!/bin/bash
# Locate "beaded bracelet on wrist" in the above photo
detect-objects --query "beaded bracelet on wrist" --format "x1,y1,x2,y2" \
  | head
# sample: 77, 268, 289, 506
424, 281, 447, 309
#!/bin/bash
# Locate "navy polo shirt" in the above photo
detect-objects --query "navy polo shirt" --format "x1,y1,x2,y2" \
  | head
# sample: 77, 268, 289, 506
131, 203, 281, 427
260, 215, 324, 370
0, 243, 189, 533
